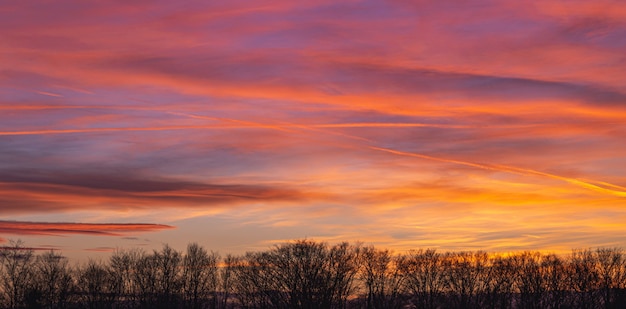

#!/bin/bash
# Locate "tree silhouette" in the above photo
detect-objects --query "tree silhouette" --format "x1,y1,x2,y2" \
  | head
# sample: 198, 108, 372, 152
483, 254, 516, 309
226, 240, 360, 309
444, 251, 490, 309
133, 245, 183, 309
359, 246, 406, 309
77, 260, 116, 309
2, 239, 626, 308
541, 253, 567, 309
399, 249, 445, 309
0, 240, 35, 309
513, 251, 545, 309
33, 250, 75, 309
596, 247, 625, 309
219, 254, 237, 309
109, 248, 142, 308
182, 243, 219, 309
568, 249, 600, 309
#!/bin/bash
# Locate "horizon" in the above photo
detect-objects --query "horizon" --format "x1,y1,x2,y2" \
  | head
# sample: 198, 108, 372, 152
1, 236, 622, 262
1, 0, 626, 262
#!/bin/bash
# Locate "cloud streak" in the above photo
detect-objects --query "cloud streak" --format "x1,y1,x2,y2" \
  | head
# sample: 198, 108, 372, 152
0, 121, 548, 137
0, 170, 324, 216
1, 0, 625, 257
369, 146, 626, 197
0, 221, 173, 238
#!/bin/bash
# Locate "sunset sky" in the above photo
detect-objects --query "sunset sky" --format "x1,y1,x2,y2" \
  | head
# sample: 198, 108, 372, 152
1, 0, 626, 260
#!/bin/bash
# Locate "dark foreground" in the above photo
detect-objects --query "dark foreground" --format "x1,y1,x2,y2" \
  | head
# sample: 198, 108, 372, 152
0, 239, 624, 309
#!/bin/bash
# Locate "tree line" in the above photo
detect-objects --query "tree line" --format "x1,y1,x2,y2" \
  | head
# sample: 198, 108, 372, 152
1, 239, 625, 309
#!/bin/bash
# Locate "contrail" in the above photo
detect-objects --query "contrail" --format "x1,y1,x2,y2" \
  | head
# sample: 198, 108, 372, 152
0, 123, 364, 136
34, 91, 63, 97
491, 164, 626, 197
369, 146, 502, 172
578, 179, 626, 191
0, 125, 259, 136
167, 112, 372, 141
370, 146, 626, 197
169, 112, 541, 130
315, 123, 472, 129
166, 112, 297, 133
0, 105, 94, 110
3, 113, 624, 197
276, 121, 626, 198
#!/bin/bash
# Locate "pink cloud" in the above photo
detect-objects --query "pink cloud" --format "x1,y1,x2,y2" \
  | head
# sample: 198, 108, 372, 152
0, 220, 173, 238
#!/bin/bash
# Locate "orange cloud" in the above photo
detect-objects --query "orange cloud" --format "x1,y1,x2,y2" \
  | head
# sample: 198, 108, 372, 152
1, 0, 625, 257
369, 146, 626, 197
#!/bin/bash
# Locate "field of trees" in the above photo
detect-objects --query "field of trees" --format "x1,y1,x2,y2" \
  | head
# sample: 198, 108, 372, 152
1, 239, 625, 309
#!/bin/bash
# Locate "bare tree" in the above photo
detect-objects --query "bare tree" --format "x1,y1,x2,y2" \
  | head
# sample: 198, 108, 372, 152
219, 254, 236, 309
270, 240, 329, 308
595, 248, 624, 309
226, 240, 360, 309
133, 244, 182, 309
483, 254, 516, 309
513, 251, 545, 309
182, 243, 220, 309
77, 260, 116, 309
134, 251, 157, 309
540, 253, 568, 309
444, 251, 490, 309
359, 246, 406, 309
325, 242, 361, 308
399, 249, 445, 309
109, 248, 143, 308
0, 240, 36, 309
228, 252, 275, 308
9, 239, 626, 309
33, 250, 75, 309
568, 249, 600, 309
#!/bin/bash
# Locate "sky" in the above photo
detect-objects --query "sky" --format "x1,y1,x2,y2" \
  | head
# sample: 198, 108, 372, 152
1, 0, 626, 260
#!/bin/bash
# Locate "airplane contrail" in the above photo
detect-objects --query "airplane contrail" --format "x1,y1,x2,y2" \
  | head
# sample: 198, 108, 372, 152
0, 125, 257, 136
166, 112, 297, 133
168, 112, 541, 130
3, 113, 624, 197
370, 146, 626, 197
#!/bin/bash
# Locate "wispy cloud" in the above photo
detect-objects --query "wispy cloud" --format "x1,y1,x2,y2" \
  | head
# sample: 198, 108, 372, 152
1, 0, 625, 257
84, 246, 117, 252
0, 220, 173, 238
0, 170, 326, 216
